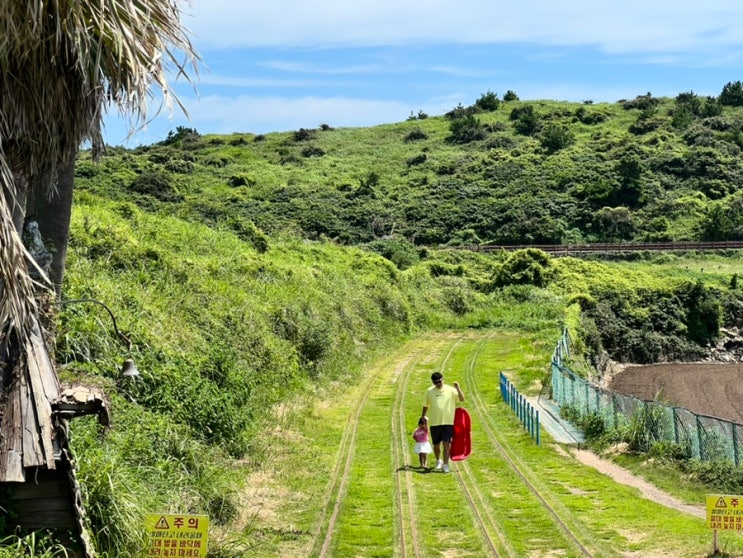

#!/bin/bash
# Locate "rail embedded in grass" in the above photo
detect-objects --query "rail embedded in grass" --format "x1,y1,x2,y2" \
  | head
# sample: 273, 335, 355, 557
499, 372, 540, 445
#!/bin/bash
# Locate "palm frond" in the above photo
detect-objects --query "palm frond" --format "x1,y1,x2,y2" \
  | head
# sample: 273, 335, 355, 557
0, 0, 199, 183
0, 188, 42, 352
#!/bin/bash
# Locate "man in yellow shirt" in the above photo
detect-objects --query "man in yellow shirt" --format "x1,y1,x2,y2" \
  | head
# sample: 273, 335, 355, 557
421, 371, 465, 473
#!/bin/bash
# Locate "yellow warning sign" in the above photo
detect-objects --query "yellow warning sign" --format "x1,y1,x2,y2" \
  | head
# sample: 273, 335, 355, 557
145, 513, 209, 557
707, 494, 743, 530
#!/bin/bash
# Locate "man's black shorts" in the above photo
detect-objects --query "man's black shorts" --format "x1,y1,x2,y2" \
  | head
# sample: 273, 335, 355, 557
430, 424, 454, 445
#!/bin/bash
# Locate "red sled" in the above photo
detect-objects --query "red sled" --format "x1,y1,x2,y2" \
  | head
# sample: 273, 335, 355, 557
450, 407, 471, 461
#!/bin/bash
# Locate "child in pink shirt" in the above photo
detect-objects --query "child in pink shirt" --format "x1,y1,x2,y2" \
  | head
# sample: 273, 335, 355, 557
412, 416, 433, 469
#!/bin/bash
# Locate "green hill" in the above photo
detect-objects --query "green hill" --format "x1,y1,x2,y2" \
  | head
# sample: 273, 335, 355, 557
79, 88, 743, 249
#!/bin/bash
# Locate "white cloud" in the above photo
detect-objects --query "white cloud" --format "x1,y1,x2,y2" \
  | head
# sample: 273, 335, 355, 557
187, 0, 743, 55
259, 60, 388, 75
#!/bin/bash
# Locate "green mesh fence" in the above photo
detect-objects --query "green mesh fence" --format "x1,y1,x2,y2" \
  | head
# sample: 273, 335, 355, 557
550, 329, 743, 466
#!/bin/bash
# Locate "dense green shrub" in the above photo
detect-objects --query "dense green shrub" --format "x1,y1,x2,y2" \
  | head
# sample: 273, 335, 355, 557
622, 93, 660, 111
511, 105, 540, 135
719, 81, 743, 106
160, 126, 200, 146
628, 115, 664, 135
364, 238, 420, 270
448, 114, 487, 143
680, 458, 743, 493
540, 124, 575, 153
574, 106, 607, 124
503, 90, 519, 101
227, 174, 256, 187
129, 170, 183, 202
427, 261, 465, 277
203, 154, 232, 167
404, 128, 428, 142
293, 128, 316, 141
680, 280, 721, 344
492, 249, 555, 288
474, 89, 500, 112
75, 160, 99, 178
445, 103, 477, 120
674, 91, 703, 116
301, 145, 325, 157
702, 96, 724, 116
486, 135, 517, 149
165, 159, 194, 173
406, 153, 427, 166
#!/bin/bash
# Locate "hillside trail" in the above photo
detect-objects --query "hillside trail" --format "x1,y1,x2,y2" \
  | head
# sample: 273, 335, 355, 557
522, 394, 707, 519
568, 448, 705, 519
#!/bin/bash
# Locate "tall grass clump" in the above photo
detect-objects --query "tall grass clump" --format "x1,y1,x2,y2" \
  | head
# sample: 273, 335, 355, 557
0, 533, 69, 558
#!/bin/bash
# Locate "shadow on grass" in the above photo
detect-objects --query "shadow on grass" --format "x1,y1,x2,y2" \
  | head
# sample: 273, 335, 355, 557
396, 465, 439, 475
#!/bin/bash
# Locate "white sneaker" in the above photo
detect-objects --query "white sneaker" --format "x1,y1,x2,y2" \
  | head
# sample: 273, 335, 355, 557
434, 460, 443, 470
442, 464, 450, 473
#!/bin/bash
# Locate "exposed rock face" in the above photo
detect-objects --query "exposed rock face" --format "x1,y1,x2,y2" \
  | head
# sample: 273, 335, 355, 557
589, 351, 626, 389
588, 327, 743, 386
706, 327, 743, 363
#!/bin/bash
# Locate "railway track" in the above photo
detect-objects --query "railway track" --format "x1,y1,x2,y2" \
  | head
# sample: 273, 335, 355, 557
280, 331, 734, 557
462, 335, 603, 557
390, 347, 425, 558
387, 333, 607, 557
453, 240, 743, 256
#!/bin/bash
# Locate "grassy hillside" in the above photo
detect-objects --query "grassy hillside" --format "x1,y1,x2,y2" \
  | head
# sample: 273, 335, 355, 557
77, 89, 743, 248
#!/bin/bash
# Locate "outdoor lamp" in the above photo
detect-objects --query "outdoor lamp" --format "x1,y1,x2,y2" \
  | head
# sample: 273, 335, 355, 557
120, 358, 140, 380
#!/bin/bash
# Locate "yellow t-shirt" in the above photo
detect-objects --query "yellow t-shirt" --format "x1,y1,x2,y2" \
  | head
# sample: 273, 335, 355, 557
425, 384, 459, 426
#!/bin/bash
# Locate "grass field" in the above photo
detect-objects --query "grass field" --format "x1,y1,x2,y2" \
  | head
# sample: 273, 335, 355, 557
230, 330, 743, 558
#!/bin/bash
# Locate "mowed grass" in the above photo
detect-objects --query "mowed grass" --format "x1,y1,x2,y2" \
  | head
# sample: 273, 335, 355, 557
237, 330, 743, 557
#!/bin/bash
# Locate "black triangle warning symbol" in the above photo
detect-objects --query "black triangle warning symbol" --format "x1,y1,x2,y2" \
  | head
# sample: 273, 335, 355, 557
155, 516, 170, 529
716, 497, 728, 508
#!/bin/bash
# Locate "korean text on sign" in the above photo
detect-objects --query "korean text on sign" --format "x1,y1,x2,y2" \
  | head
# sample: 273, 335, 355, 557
145, 513, 209, 558
707, 494, 743, 531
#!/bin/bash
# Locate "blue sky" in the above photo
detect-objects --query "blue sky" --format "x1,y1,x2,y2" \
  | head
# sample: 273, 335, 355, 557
103, 0, 743, 146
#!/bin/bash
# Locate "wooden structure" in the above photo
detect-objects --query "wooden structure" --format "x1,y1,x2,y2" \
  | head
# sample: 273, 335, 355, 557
457, 240, 743, 256
0, 315, 104, 558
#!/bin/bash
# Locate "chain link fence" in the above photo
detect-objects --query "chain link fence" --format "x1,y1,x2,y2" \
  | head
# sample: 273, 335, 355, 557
550, 329, 743, 466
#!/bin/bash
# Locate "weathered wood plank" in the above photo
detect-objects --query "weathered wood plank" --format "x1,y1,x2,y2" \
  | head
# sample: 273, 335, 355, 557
15, 497, 73, 513
20, 359, 44, 469
0, 374, 25, 482
12, 478, 70, 499
13, 506, 75, 529
24, 317, 59, 467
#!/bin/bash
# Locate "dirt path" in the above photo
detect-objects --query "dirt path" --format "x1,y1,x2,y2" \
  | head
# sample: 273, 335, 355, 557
568, 448, 705, 519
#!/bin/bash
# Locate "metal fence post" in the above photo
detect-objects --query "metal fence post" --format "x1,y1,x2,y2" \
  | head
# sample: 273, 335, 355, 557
696, 416, 704, 461
536, 410, 540, 445
734, 424, 739, 468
